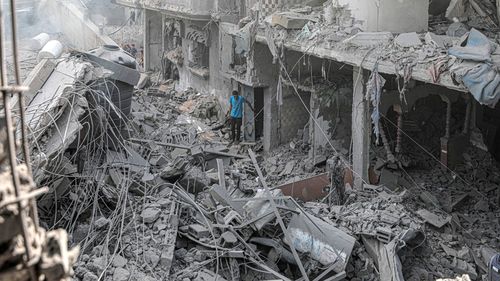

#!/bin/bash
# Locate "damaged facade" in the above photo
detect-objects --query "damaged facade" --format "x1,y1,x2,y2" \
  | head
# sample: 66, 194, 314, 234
1, 0, 500, 280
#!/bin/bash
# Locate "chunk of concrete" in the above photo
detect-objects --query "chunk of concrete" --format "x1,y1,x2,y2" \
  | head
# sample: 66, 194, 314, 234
448, 258, 477, 280
419, 190, 441, 208
144, 250, 160, 268
83, 272, 98, 281
112, 255, 127, 268
416, 209, 451, 228
188, 224, 210, 239
279, 160, 296, 176
220, 231, 237, 247
113, 268, 130, 281
94, 217, 110, 229
272, 12, 313, 29
194, 268, 228, 281
141, 208, 161, 224
425, 32, 452, 49
480, 246, 497, 265
394, 32, 422, 48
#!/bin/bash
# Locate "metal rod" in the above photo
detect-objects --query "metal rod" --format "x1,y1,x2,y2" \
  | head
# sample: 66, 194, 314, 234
395, 113, 403, 153
248, 149, 310, 281
463, 96, 471, 135
8, 0, 39, 233
1, 1, 37, 280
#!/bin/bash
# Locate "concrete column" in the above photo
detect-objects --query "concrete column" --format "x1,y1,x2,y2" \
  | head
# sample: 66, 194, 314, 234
351, 66, 370, 189
144, 9, 162, 71
263, 87, 279, 152
309, 91, 319, 160
144, 9, 150, 71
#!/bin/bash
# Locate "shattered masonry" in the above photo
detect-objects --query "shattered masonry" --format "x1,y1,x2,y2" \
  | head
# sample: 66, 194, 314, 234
1, 0, 500, 281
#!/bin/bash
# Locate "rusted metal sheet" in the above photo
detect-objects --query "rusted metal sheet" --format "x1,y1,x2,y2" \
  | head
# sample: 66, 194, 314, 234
276, 173, 330, 202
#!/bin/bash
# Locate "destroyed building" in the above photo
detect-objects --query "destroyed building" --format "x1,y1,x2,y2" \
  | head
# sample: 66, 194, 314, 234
1, 0, 500, 280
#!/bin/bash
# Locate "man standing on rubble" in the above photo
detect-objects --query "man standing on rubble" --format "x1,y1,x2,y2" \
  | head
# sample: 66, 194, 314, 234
227, 90, 254, 145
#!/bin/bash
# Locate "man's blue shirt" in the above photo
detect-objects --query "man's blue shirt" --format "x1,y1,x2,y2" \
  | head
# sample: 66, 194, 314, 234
230, 95, 244, 118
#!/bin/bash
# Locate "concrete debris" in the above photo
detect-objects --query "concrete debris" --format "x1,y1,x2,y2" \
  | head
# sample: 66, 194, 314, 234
271, 12, 317, 29
6, 1, 500, 281
141, 207, 161, 224
394, 32, 423, 48
416, 209, 451, 228
343, 32, 394, 48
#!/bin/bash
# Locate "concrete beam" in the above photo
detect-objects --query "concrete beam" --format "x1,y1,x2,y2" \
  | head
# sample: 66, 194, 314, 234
352, 66, 370, 189
10, 59, 56, 111
255, 35, 467, 93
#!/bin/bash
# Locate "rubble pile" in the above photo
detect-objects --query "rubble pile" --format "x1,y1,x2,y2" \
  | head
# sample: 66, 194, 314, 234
25, 62, 498, 280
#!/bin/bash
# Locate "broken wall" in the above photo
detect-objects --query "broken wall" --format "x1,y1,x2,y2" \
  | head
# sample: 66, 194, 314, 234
280, 86, 310, 143
333, 0, 429, 33
43, 0, 115, 50
145, 9, 163, 71
253, 42, 280, 151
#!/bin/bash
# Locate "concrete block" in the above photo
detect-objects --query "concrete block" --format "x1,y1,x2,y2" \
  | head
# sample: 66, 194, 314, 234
395, 32, 422, 48
272, 12, 311, 29
188, 224, 210, 239
141, 207, 161, 224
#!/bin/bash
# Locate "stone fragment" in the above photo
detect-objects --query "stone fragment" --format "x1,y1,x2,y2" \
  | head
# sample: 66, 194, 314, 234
394, 32, 422, 48
416, 209, 451, 228
83, 272, 98, 281
144, 250, 160, 268
449, 258, 477, 280
141, 207, 161, 224
112, 255, 127, 268
88, 256, 106, 275
113, 268, 130, 281
94, 217, 110, 229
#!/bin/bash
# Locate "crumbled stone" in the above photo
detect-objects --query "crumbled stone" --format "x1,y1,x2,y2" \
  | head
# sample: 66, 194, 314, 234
113, 268, 130, 281
141, 207, 161, 223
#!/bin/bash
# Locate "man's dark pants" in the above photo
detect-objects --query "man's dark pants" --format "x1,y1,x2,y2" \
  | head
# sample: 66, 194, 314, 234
230, 117, 242, 142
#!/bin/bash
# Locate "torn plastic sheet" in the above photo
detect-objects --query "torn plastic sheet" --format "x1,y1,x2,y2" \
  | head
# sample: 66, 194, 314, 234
448, 29, 494, 62
366, 67, 386, 142
450, 60, 500, 107
285, 212, 356, 273
448, 29, 500, 107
